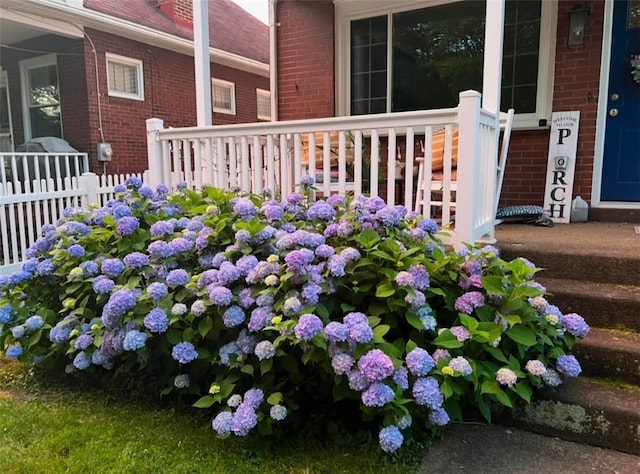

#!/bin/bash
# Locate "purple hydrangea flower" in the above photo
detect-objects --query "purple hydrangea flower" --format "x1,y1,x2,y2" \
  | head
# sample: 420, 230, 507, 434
347, 370, 369, 391
166, 269, 189, 286
429, 407, 450, 426
307, 201, 336, 220
379, 426, 403, 453
285, 249, 315, 274
557, 354, 581, 377
212, 411, 233, 435
294, 314, 324, 341
101, 259, 124, 277
243, 388, 264, 409
413, 377, 443, 409
235, 255, 258, 277
328, 254, 347, 277
123, 330, 148, 351
172, 341, 199, 364
191, 300, 206, 317
123, 252, 149, 268
560, 313, 590, 337
358, 349, 395, 383
324, 322, 348, 343
395, 271, 414, 287
209, 286, 233, 306
144, 308, 169, 333
231, 403, 258, 436
233, 198, 259, 219
248, 306, 273, 332
117, 216, 140, 236
393, 367, 409, 390
405, 348, 435, 376
315, 244, 335, 259
168, 237, 194, 254
348, 323, 374, 344
454, 291, 485, 314
361, 382, 395, 407
450, 325, 472, 342
93, 276, 115, 295
150, 220, 175, 237
525, 360, 547, 376
223, 306, 246, 328
409, 264, 430, 290
75, 334, 94, 350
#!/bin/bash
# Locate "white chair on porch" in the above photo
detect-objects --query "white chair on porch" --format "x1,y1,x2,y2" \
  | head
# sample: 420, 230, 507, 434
413, 108, 515, 221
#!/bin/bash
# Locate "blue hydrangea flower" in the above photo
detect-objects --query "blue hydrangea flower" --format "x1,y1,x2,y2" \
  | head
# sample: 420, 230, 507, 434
123, 330, 148, 351
560, 313, 590, 337
80, 260, 99, 276
211, 411, 233, 435
413, 377, 444, 409
68, 244, 85, 258
93, 276, 115, 295
117, 216, 140, 236
307, 201, 336, 220
417, 218, 438, 234
0, 304, 13, 324
233, 198, 258, 219
24, 315, 44, 331
168, 237, 194, 254
542, 368, 563, 387
248, 306, 273, 332
429, 407, 450, 426
73, 351, 92, 370
37, 259, 55, 276
393, 367, 409, 390
172, 341, 198, 364
405, 348, 435, 376
123, 252, 149, 268
75, 334, 94, 350
223, 306, 246, 328
358, 349, 394, 383
254, 341, 276, 361
379, 426, 403, 453
5, 345, 23, 359
125, 175, 142, 189
144, 308, 169, 334
294, 314, 324, 341
328, 254, 347, 277
324, 322, 348, 343
101, 259, 124, 277
150, 220, 175, 238
143, 282, 167, 302
11, 325, 25, 339
557, 354, 581, 377
50, 324, 73, 344
219, 341, 241, 366
166, 269, 189, 286
348, 323, 373, 344
361, 382, 395, 407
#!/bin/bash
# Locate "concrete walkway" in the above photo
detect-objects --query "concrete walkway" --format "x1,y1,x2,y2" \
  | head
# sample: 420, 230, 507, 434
420, 423, 640, 473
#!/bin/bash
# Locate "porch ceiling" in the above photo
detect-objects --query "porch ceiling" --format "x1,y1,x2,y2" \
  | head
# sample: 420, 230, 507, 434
0, 18, 47, 46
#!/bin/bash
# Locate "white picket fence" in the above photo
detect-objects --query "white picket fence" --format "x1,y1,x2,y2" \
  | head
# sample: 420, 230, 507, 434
0, 152, 147, 274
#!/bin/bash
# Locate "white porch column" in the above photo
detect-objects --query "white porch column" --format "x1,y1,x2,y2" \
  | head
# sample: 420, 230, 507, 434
482, 0, 505, 114
193, 0, 212, 126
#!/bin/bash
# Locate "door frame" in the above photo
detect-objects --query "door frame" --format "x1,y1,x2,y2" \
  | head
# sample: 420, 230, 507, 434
0, 69, 14, 152
592, 0, 640, 208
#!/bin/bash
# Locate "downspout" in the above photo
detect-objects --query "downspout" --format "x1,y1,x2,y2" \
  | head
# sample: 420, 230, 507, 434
269, 0, 278, 121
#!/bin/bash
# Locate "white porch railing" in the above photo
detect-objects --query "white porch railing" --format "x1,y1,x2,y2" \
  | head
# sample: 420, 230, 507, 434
147, 90, 500, 248
0, 150, 147, 274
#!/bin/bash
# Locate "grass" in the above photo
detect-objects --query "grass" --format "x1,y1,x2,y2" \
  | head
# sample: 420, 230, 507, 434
0, 360, 429, 473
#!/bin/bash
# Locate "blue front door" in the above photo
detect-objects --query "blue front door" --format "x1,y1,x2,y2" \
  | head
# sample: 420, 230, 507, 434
602, 0, 640, 202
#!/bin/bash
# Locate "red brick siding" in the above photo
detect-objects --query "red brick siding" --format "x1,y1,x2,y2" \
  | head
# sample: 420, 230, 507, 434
500, 0, 604, 207
276, 0, 334, 119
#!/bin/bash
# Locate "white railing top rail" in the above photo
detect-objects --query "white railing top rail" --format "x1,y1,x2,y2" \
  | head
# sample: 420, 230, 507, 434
153, 107, 461, 141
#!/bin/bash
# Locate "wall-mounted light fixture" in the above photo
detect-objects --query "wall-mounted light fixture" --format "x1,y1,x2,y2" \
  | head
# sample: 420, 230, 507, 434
568, 3, 591, 46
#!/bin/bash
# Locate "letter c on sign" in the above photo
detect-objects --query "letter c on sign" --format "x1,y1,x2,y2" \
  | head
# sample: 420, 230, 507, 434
551, 187, 565, 201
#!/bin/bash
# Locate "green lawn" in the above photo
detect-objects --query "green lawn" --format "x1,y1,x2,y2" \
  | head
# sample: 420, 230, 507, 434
0, 361, 425, 473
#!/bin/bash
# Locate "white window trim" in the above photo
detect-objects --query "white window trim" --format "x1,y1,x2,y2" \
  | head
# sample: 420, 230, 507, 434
256, 88, 271, 121
18, 54, 61, 141
335, 0, 558, 129
212, 78, 236, 115
105, 53, 145, 101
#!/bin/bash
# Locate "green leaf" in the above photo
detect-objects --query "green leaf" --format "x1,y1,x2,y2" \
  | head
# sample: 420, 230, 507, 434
481, 380, 500, 394
260, 358, 273, 375
267, 392, 283, 405
192, 395, 216, 408
481, 275, 504, 295
315, 303, 329, 319
373, 324, 390, 342
198, 317, 214, 338
406, 312, 424, 330
375, 282, 396, 298
240, 364, 254, 376
478, 398, 492, 422
493, 388, 513, 408
484, 346, 508, 363
502, 314, 522, 327
405, 339, 418, 353
433, 330, 464, 349
441, 380, 453, 398
459, 313, 479, 332
515, 382, 533, 403
370, 250, 395, 262
505, 326, 537, 347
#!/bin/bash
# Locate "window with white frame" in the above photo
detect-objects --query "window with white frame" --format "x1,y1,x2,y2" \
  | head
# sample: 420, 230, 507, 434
19, 54, 63, 140
337, 0, 557, 128
212, 79, 236, 115
106, 53, 144, 100
256, 88, 271, 120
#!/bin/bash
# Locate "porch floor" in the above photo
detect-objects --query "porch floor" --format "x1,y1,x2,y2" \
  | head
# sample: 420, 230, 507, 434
494, 221, 639, 259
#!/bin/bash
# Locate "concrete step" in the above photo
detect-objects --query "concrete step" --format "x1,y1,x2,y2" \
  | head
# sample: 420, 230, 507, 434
538, 277, 640, 332
496, 377, 640, 456
499, 248, 640, 287
575, 328, 640, 385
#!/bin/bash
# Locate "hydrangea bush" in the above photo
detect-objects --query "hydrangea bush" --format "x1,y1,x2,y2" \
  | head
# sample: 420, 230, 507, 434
0, 177, 589, 452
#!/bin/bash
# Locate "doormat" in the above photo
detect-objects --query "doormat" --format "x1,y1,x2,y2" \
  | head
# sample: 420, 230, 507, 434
635, 226, 640, 235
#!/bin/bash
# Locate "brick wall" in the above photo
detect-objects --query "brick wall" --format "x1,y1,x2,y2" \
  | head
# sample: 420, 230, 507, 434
276, 0, 334, 119
81, 28, 268, 173
500, 0, 604, 207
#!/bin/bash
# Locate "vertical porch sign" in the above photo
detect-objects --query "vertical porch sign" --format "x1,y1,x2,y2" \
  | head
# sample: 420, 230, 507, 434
543, 111, 580, 223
